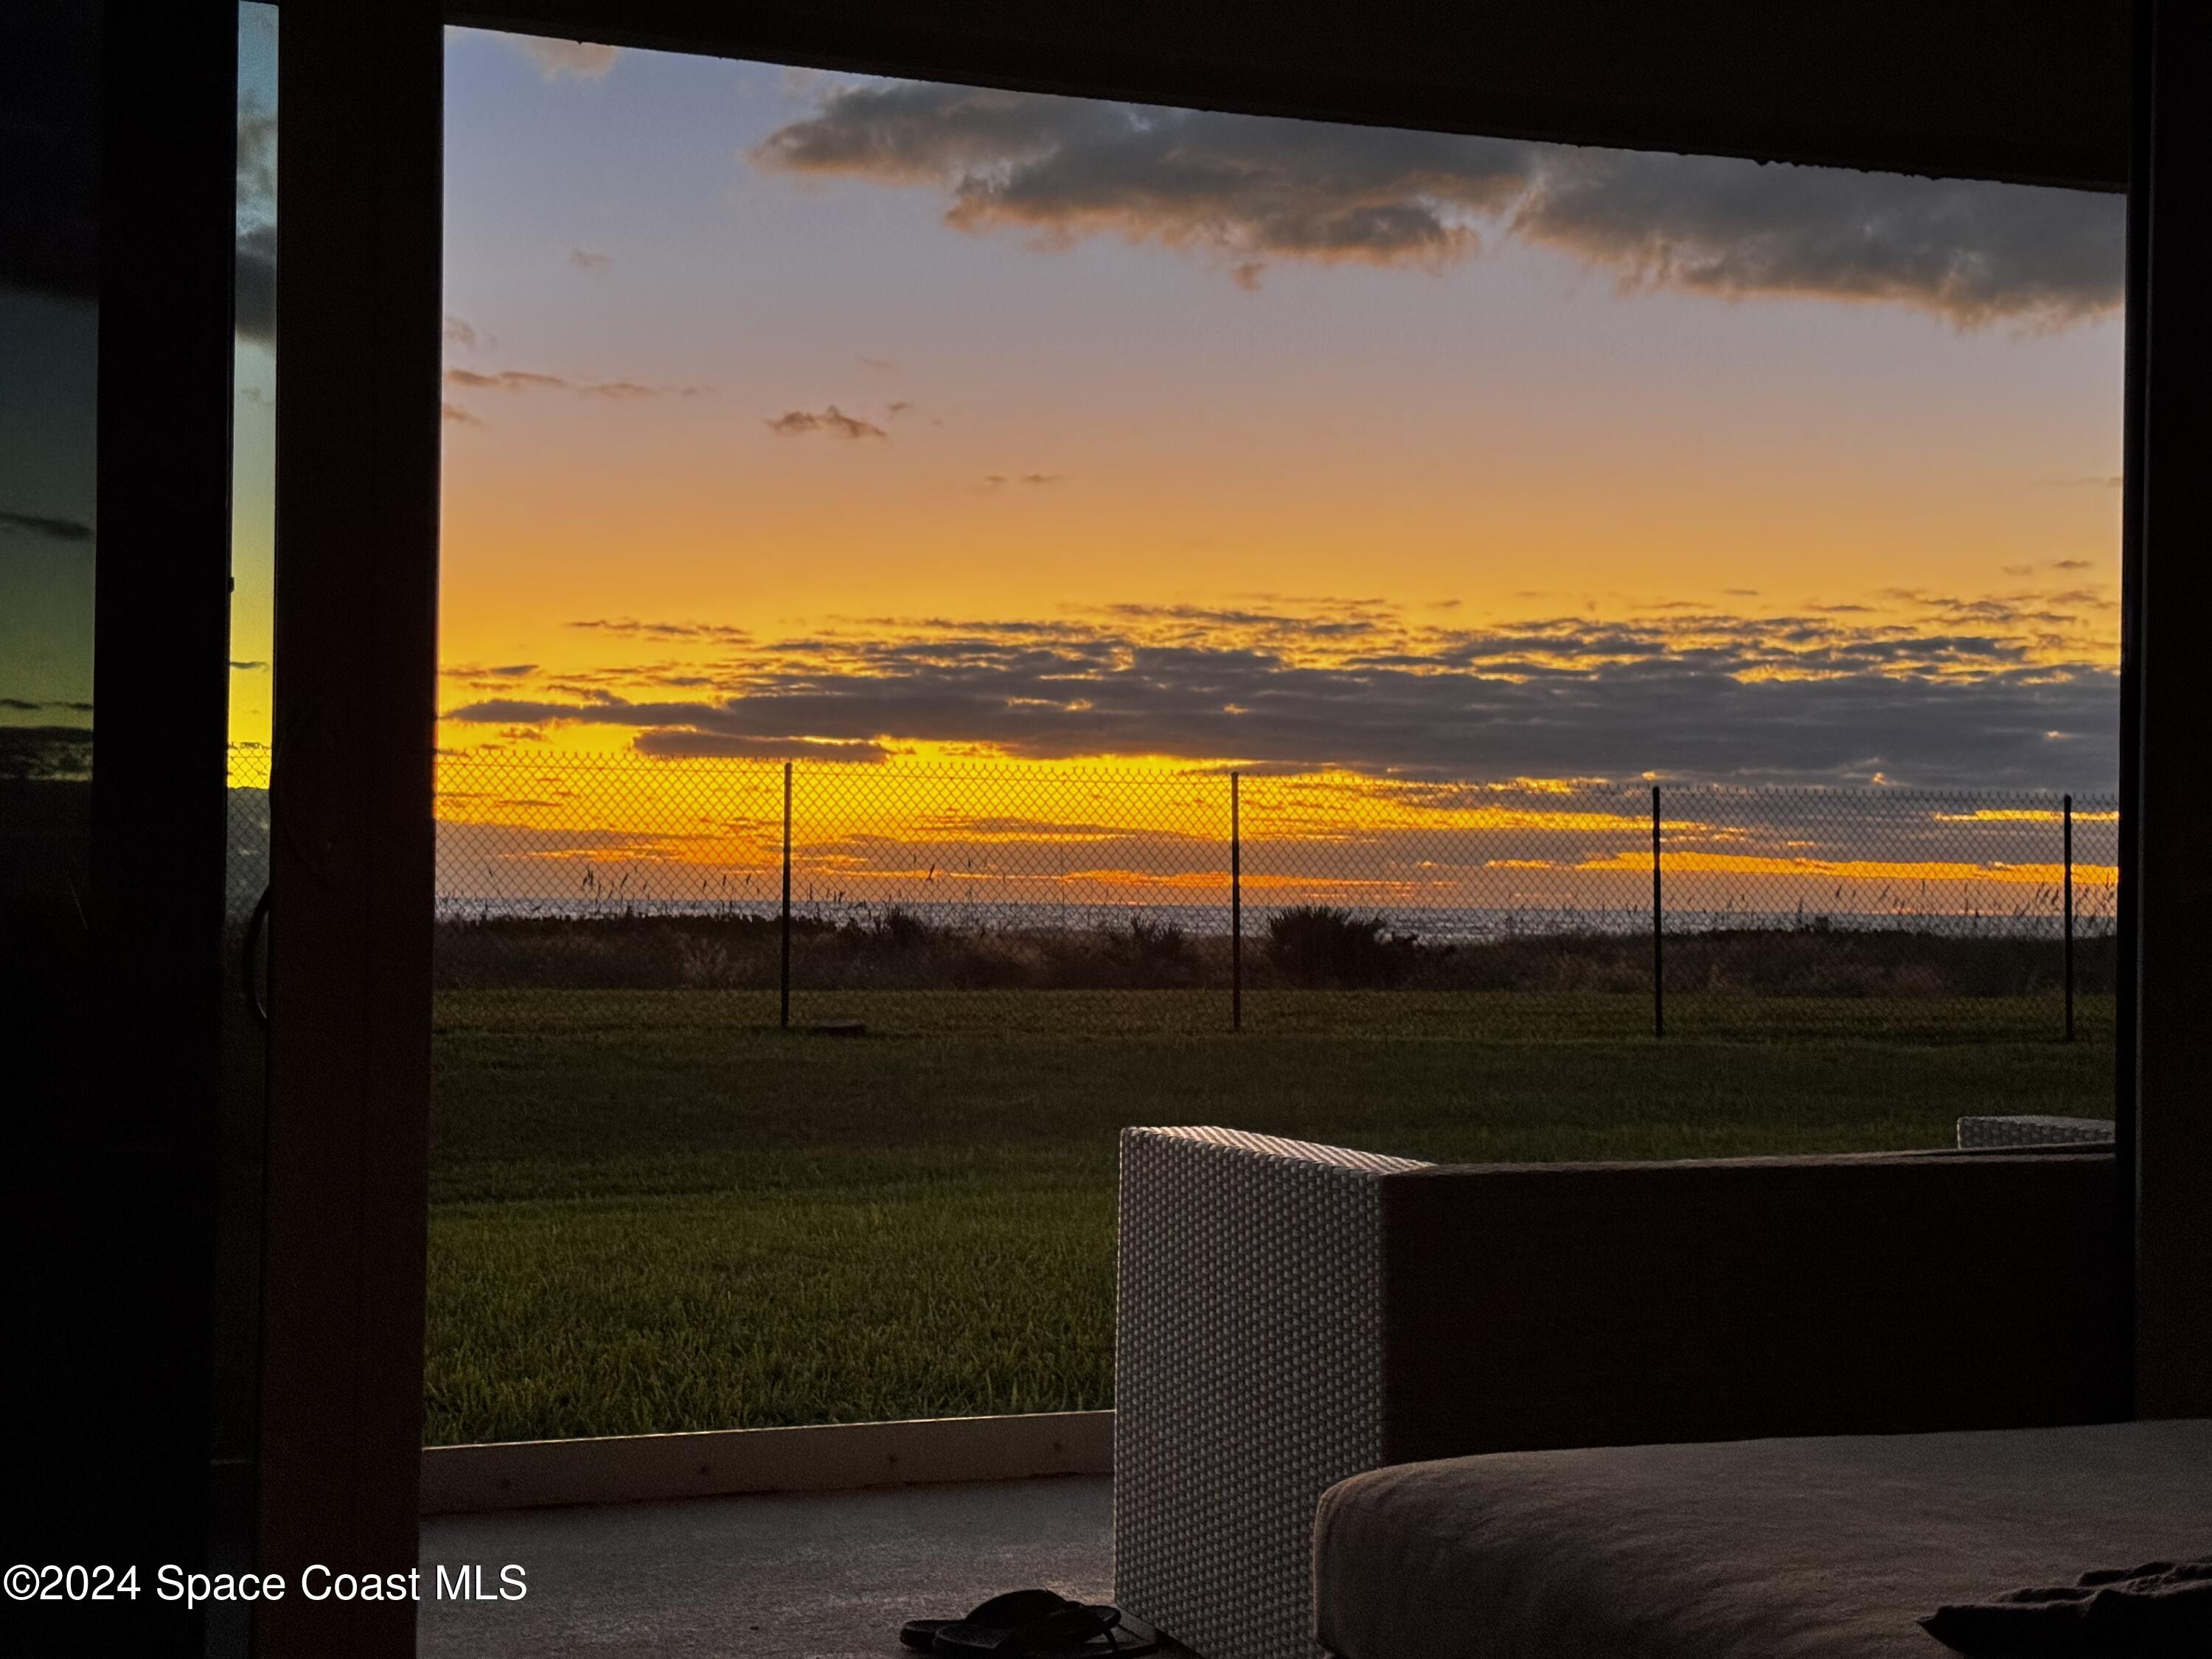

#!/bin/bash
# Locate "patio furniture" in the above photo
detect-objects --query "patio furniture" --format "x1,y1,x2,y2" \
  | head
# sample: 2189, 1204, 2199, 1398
1312, 1417, 2212, 1659
1111, 1127, 2121, 1659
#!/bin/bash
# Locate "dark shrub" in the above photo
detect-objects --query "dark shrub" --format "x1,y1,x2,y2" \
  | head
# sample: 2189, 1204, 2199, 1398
869, 905, 937, 951
432, 912, 792, 990
1265, 905, 1416, 989
1098, 915, 1197, 988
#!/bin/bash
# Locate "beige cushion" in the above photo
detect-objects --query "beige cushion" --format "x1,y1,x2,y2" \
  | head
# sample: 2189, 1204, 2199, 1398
1314, 1419, 2212, 1659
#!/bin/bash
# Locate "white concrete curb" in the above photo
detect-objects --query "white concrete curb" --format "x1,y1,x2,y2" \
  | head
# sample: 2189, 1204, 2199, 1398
421, 1409, 1114, 1515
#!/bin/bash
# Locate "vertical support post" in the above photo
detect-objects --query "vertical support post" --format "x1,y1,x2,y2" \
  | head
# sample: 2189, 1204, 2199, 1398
2127, 0, 2212, 1418
67, 2, 235, 1638
1231, 772, 1243, 1033
2064, 793, 2076, 1043
261, 4, 442, 1651
780, 761, 793, 1031
1652, 785, 1664, 1040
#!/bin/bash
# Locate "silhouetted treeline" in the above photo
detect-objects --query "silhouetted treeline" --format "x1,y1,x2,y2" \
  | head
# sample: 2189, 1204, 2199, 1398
429, 904, 2110, 999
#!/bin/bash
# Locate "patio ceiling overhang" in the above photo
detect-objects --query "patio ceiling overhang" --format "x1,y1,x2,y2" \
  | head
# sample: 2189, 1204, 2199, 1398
451, 0, 2129, 191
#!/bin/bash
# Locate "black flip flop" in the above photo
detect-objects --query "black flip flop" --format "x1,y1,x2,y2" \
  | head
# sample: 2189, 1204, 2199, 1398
932, 1604, 1161, 1658
900, 1590, 1074, 1652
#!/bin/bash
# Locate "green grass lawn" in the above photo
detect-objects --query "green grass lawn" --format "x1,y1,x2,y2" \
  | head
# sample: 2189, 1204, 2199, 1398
425, 988, 2114, 1445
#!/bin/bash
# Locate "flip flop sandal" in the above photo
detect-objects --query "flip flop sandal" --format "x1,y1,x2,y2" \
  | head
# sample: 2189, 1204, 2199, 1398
900, 1590, 1075, 1652
932, 1604, 1161, 1657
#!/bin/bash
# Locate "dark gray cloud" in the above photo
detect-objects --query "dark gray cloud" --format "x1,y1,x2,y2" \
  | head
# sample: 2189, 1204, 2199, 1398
571, 619, 754, 642
630, 731, 890, 763
767, 406, 888, 439
233, 223, 276, 344
1, 509, 94, 543
444, 594, 2119, 790
1102, 599, 1391, 637
439, 362, 706, 425
232, 90, 276, 343
754, 81, 2121, 325
754, 84, 1521, 288
445, 367, 704, 400
447, 368, 563, 392
1513, 147, 2121, 326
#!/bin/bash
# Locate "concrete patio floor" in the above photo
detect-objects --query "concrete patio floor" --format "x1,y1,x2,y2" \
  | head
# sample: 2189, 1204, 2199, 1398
419, 1473, 1185, 1658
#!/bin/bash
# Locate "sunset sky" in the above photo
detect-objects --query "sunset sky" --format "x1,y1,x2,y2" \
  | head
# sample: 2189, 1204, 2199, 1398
411, 29, 2126, 795
0, 18, 2129, 914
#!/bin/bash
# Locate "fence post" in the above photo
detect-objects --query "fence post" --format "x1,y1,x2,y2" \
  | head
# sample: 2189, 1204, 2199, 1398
780, 760, 793, 1031
2063, 791, 2074, 1043
1231, 771, 1242, 1032
1652, 785, 1664, 1040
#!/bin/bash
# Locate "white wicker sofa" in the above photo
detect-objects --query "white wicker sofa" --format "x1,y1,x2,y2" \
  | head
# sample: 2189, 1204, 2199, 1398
1111, 1127, 2123, 1659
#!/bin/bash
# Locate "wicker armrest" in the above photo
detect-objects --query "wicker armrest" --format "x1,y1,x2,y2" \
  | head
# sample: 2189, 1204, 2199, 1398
1113, 1127, 1426, 1659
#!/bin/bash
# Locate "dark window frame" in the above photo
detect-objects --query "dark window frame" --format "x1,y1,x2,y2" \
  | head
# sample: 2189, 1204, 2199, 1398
248, 11, 2208, 1657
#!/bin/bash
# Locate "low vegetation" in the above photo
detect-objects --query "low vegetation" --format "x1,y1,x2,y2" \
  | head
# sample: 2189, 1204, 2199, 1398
423, 987, 2114, 1445
431, 905, 2112, 1000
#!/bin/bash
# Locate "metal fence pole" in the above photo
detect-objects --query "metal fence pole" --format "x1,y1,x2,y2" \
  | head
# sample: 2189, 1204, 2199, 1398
780, 759, 793, 1031
1652, 784, 1664, 1040
1231, 771, 1242, 1032
2063, 791, 2075, 1043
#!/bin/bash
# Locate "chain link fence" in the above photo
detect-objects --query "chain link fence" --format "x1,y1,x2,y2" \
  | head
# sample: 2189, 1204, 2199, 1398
1242, 777, 2113, 1041
223, 748, 2117, 1043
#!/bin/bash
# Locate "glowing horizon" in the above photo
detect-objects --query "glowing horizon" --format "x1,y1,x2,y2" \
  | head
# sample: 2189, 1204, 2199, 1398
415, 34, 2120, 802
188, 27, 2132, 926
